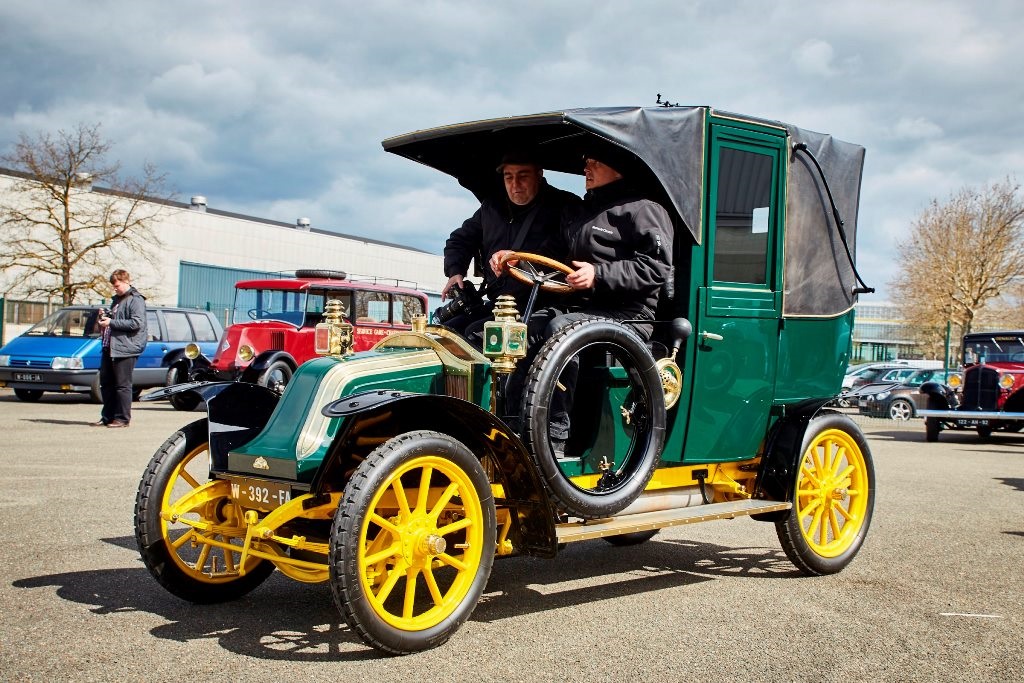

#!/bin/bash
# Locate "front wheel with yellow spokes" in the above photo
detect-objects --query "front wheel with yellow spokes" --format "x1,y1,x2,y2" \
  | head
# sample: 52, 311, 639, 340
776, 413, 875, 575
330, 431, 496, 655
134, 419, 274, 602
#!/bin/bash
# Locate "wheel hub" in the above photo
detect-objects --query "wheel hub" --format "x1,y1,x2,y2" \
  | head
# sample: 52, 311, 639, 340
399, 513, 443, 568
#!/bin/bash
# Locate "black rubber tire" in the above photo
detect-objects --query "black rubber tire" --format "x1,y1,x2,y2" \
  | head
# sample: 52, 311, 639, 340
521, 319, 665, 519
330, 430, 496, 655
602, 529, 660, 546
259, 359, 293, 394
295, 269, 348, 280
134, 419, 274, 602
166, 365, 201, 411
925, 417, 940, 442
89, 374, 102, 404
776, 413, 875, 576
132, 389, 143, 401
887, 398, 914, 421
13, 388, 43, 402
977, 425, 993, 439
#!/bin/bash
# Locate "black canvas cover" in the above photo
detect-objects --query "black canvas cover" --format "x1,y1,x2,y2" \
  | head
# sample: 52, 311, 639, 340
383, 106, 865, 317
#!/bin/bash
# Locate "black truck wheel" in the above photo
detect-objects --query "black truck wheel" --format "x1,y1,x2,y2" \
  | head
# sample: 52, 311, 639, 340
925, 417, 940, 442
520, 319, 665, 519
13, 389, 43, 402
166, 364, 201, 411
134, 419, 273, 602
776, 413, 875, 576
330, 431, 496, 655
603, 529, 660, 546
259, 359, 293, 394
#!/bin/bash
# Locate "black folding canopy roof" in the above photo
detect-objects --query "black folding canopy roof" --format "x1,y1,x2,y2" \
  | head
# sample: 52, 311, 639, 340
383, 106, 866, 316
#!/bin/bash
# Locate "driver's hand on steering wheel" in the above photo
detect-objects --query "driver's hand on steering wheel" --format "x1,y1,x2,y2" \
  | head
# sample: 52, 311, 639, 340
490, 250, 515, 277
567, 261, 596, 290
441, 274, 464, 301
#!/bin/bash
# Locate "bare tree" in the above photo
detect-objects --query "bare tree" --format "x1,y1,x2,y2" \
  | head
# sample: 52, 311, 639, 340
0, 123, 172, 304
892, 178, 1024, 339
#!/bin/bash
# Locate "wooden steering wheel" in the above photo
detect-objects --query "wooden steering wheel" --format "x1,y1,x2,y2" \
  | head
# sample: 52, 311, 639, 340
498, 251, 575, 294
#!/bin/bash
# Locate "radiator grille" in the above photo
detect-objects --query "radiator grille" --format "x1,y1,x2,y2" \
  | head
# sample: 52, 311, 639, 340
960, 366, 999, 411
269, 331, 285, 351
445, 373, 469, 401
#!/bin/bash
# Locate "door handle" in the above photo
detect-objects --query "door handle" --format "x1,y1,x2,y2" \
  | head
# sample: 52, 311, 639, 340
700, 331, 724, 342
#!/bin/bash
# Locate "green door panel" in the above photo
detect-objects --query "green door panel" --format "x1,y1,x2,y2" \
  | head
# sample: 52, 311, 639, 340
683, 122, 785, 463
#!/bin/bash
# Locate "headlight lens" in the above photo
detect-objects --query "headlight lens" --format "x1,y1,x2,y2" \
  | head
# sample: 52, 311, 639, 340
51, 356, 84, 370
999, 373, 1016, 389
0, 355, 9, 366
184, 343, 201, 360
238, 344, 255, 362
875, 390, 891, 400
947, 373, 962, 388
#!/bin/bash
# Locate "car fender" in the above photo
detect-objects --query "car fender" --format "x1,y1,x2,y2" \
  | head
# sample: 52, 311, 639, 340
143, 381, 281, 467
240, 350, 296, 384
317, 390, 559, 557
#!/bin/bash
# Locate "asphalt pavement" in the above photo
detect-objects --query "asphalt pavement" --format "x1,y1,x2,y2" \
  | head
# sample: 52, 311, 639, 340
0, 389, 1021, 681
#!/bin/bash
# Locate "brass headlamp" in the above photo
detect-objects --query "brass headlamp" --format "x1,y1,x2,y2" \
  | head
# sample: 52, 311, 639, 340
482, 295, 526, 373
314, 299, 354, 357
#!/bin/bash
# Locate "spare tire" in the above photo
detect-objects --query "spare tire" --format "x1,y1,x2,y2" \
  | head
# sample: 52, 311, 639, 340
520, 318, 666, 519
295, 269, 347, 280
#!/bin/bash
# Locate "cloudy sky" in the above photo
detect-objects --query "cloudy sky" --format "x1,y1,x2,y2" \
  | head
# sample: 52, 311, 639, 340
1, 0, 1021, 299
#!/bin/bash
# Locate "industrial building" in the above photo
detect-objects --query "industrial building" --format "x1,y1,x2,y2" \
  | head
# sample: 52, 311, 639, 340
0, 170, 446, 341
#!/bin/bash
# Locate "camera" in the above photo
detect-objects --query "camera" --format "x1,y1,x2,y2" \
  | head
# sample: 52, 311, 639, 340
433, 280, 484, 325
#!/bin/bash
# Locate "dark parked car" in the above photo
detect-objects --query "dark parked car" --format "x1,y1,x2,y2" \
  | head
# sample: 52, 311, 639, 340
854, 368, 957, 420
0, 305, 222, 402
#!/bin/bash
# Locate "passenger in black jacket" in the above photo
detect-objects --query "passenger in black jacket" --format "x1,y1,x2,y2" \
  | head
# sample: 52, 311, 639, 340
439, 151, 580, 337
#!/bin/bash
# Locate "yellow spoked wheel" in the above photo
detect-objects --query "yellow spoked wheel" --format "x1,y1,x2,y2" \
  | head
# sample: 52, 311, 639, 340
776, 414, 875, 575
330, 430, 496, 655
134, 419, 273, 602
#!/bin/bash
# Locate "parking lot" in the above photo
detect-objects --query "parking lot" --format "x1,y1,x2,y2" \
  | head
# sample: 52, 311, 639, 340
0, 388, 1021, 681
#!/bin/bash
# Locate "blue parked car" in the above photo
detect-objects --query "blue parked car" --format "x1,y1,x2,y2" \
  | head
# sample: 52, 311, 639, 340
0, 305, 222, 402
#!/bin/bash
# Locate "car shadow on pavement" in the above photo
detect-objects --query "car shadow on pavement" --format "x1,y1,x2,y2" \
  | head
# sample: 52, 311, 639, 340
12, 535, 797, 660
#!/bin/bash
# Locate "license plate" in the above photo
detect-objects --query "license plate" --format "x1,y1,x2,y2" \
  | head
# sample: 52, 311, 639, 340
13, 372, 42, 382
229, 477, 292, 510
955, 418, 988, 427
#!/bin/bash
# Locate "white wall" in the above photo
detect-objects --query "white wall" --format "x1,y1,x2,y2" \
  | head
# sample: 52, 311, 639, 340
0, 172, 446, 308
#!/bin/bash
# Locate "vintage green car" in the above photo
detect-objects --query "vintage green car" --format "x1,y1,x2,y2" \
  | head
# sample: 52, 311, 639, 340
135, 105, 874, 655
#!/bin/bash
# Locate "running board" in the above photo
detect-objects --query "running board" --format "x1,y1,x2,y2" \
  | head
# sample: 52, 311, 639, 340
556, 499, 793, 544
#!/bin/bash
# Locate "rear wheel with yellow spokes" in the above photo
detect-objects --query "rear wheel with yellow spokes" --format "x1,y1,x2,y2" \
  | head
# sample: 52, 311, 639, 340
330, 430, 496, 655
134, 419, 274, 602
776, 414, 875, 575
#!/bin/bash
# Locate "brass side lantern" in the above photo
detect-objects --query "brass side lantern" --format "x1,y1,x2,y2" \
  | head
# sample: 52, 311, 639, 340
314, 299, 354, 357
482, 295, 526, 373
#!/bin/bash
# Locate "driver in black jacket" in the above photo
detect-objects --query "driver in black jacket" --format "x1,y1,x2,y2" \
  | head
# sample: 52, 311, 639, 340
440, 150, 580, 338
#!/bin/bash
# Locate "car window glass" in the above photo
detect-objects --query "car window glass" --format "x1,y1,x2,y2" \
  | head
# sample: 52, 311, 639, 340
164, 311, 193, 341
188, 312, 218, 342
146, 311, 162, 341
712, 147, 773, 284
355, 291, 389, 323
391, 294, 425, 326
308, 290, 353, 324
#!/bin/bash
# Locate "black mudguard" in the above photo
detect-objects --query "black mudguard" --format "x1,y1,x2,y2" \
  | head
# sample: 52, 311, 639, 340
143, 381, 280, 468
920, 381, 953, 410
240, 351, 295, 384
753, 398, 837, 519
318, 390, 559, 557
